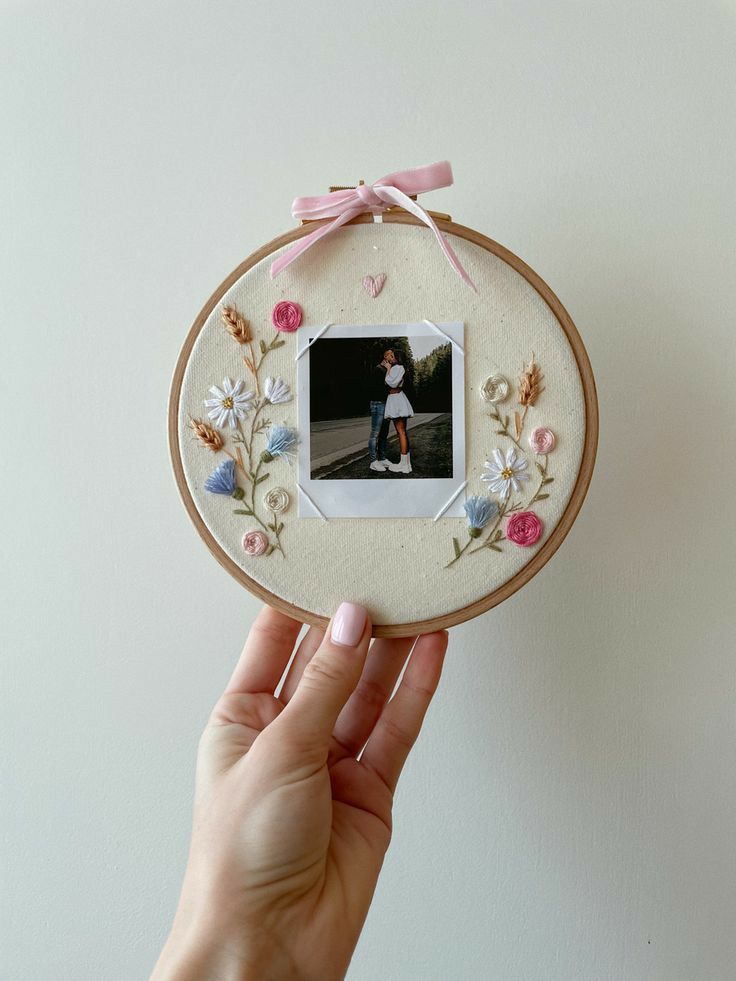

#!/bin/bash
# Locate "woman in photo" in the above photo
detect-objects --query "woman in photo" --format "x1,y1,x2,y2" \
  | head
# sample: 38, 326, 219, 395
382, 349, 414, 474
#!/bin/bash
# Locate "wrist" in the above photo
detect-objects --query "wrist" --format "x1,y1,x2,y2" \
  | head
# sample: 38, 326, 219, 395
153, 929, 272, 981
152, 898, 298, 981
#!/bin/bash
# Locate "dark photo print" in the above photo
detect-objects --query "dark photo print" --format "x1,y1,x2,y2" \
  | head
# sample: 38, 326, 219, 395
309, 335, 454, 479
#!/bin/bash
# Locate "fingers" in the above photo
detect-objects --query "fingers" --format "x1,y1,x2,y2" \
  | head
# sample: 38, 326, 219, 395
276, 603, 371, 750
223, 606, 302, 696
277, 624, 325, 703
360, 631, 448, 794
329, 636, 416, 764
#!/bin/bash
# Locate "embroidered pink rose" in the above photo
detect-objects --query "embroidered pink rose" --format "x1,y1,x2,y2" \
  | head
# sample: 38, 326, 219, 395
271, 300, 302, 332
529, 426, 556, 454
242, 530, 269, 556
506, 511, 543, 547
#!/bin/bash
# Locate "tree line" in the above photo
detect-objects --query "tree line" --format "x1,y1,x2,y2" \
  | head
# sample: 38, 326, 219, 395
309, 337, 452, 421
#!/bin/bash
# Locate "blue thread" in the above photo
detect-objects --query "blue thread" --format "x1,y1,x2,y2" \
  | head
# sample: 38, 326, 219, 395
204, 458, 236, 495
463, 495, 498, 531
264, 425, 299, 460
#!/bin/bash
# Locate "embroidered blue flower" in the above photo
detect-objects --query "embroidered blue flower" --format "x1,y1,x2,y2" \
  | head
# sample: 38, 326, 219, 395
262, 425, 299, 462
204, 458, 236, 495
463, 495, 499, 537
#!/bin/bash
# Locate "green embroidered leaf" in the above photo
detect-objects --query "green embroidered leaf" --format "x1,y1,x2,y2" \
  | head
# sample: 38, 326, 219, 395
270, 338, 286, 349
259, 339, 267, 354
542, 477, 554, 484
277, 522, 284, 535
452, 537, 461, 558
256, 472, 270, 485
488, 544, 503, 552
535, 461, 546, 475
233, 508, 254, 515
265, 544, 274, 556
536, 493, 550, 501
495, 429, 507, 436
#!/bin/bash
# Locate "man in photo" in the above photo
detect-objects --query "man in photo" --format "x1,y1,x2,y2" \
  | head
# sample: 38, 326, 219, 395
368, 348, 393, 473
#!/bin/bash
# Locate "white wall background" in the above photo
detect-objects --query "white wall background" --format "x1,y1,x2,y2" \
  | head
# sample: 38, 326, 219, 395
2, 2, 735, 978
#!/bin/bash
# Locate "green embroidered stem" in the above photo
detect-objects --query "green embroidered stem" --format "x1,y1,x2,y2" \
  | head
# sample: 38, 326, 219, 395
269, 520, 285, 556
234, 399, 272, 474
246, 403, 264, 473
251, 460, 279, 551
227, 331, 289, 559
245, 457, 284, 556
232, 421, 250, 463
445, 536, 474, 568
489, 403, 522, 449
526, 455, 554, 507
255, 332, 286, 373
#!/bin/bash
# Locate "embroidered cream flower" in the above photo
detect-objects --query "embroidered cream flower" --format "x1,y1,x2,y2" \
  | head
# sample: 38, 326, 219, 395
204, 378, 254, 429
263, 377, 292, 405
481, 446, 531, 500
263, 486, 290, 514
480, 374, 509, 404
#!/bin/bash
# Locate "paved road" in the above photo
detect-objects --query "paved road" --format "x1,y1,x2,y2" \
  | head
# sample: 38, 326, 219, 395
314, 414, 453, 480
310, 413, 444, 470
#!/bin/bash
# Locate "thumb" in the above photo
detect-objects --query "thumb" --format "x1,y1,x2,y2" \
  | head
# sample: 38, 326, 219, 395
278, 603, 371, 749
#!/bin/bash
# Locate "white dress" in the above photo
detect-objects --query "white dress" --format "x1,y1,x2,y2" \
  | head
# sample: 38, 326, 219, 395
383, 364, 414, 419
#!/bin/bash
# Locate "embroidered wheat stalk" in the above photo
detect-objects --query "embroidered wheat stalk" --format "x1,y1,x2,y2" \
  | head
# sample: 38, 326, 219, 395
221, 305, 252, 344
515, 356, 544, 438
189, 417, 224, 452
222, 305, 260, 395
190, 416, 246, 473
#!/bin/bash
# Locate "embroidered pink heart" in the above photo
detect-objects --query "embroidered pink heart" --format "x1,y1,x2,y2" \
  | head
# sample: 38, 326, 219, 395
362, 273, 387, 298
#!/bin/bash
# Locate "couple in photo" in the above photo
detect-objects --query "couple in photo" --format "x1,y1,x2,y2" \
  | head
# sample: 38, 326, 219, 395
368, 347, 414, 475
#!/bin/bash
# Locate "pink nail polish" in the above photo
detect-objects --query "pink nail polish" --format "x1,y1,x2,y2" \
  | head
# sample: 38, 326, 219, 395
331, 602, 367, 648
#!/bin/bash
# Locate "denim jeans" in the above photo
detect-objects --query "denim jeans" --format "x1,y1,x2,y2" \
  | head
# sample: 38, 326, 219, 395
368, 401, 390, 461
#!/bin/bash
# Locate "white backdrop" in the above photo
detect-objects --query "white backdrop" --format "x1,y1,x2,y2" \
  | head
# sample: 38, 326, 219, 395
2, 2, 735, 979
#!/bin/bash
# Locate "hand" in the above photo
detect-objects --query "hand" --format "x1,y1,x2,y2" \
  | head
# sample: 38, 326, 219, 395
152, 603, 447, 981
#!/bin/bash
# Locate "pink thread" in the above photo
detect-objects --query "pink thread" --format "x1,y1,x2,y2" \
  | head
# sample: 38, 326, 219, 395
362, 273, 387, 297
529, 427, 556, 454
271, 301, 302, 333
506, 511, 543, 547
270, 162, 477, 291
242, 530, 269, 556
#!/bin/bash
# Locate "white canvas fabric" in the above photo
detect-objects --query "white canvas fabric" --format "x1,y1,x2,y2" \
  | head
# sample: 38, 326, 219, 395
177, 222, 587, 625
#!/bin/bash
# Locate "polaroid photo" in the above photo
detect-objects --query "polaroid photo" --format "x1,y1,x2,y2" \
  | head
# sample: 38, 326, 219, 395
296, 322, 465, 518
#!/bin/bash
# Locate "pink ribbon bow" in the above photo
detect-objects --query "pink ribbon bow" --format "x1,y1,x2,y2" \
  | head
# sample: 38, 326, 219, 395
270, 161, 477, 291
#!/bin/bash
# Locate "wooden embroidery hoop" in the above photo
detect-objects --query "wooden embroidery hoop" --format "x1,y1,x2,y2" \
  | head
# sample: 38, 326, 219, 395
169, 213, 598, 637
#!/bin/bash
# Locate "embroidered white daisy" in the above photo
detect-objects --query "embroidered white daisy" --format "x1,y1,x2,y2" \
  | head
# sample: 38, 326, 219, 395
204, 378, 254, 428
263, 376, 292, 405
481, 446, 531, 500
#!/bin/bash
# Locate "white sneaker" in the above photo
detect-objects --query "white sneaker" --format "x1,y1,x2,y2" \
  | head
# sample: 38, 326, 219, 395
378, 459, 391, 467
369, 460, 387, 472
387, 453, 412, 474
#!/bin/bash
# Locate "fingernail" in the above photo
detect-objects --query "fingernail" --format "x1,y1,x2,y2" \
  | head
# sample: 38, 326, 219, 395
331, 602, 367, 648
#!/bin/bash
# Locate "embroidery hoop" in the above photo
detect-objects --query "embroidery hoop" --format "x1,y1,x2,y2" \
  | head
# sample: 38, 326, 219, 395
169, 213, 598, 637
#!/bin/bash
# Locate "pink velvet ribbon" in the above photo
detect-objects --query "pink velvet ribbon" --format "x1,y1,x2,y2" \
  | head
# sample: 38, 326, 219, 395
270, 161, 477, 291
